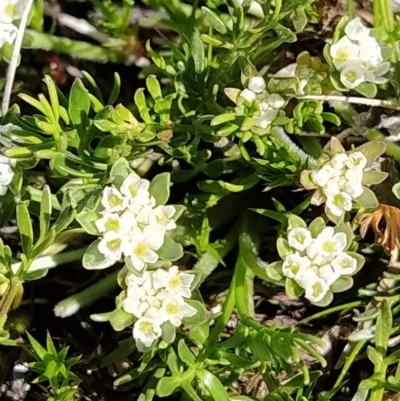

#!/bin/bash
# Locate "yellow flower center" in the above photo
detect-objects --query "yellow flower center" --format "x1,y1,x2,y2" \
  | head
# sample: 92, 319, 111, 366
295, 234, 305, 244
108, 238, 122, 250
323, 241, 335, 252
156, 213, 168, 225
168, 276, 182, 290
140, 321, 153, 335
129, 185, 138, 197
345, 71, 357, 83
5, 4, 17, 17
135, 242, 148, 257
105, 219, 120, 232
336, 50, 349, 63
109, 195, 122, 208
289, 263, 300, 274
166, 303, 180, 315
334, 194, 345, 206
312, 282, 323, 297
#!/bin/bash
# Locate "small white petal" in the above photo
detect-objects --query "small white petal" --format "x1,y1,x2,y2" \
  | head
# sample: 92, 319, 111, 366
287, 228, 312, 251
248, 77, 266, 94
344, 18, 371, 41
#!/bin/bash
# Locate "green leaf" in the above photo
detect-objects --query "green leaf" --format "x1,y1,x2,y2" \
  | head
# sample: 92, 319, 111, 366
330, 276, 354, 293
149, 173, 170, 206
146, 75, 162, 101
189, 322, 209, 344
68, 79, 90, 133
367, 345, 383, 367
201, 7, 227, 34
107, 72, 121, 105
27, 332, 48, 360
355, 82, 378, 98
285, 277, 304, 299
309, 217, 326, 238
157, 236, 183, 261
16, 202, 33, 256
183, 300, 208, 326
287, 214, 307, 229
43, 76, 60, 122
109, 308, 135, 332
161, 321, 176, 344
265, 261, 284, 283
334, 224, 354, 250
156, 376, 180, 397
82, 240, 116, 270
353, 141, 386, 164
362, 171, 388, 186
211, 113, 236, 126
312, 291, 334, 307
110, 158, 131, 183
355, 187, 379, 209
191, 33, 205, 74
196, 369, 230, 401
177, 340, 196, 366
271, 23, 297, 43
376, 299, 392, 356
276, 238, 293, 259
39, 185, 52, 241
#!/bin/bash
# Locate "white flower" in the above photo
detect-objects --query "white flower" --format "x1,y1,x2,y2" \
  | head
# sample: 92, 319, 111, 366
267, 94, 285, 109
319, 264, 341, 286
358, 36, 383, 67
331, 253, 357, 275
239, 89, 256, 102
329, 153, 349, 170
294, 267, 318, 288
148, 205, 177, 231
346, 152, 367, 170
120, 172, 151, 201
304, 276, 329, 303
98, 231, 126, 261
287, 228, 312, 251
345, 18, 370, 41
340, 63, 367, 89
232, 0, 264, 18
330, 36, 361, 70
0, 123, 21, 137
254, 107, 278, 128
160, 295, 197, 326
0, 22, 17, 48
311, 164, 335, 187
123, 226, 164, 271
0, 162, 14, 196
344, 180, 364, 198
0, 0, 29, 23
95, 212, 134, 234
153, 265, 194, 298
248, 77, 266, 94
365, 61, 390, 84
282, 253, 311, 279
326, 192, 353, 217
321, 178, 340, 198
101, 187, 127, 212
315, 227, 347, 257
133, 317, 162, 348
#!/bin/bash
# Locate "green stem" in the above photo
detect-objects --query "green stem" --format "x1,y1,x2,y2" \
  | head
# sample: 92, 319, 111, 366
1, 0, 34, 115
347, 0, 354, 18
0, 283, 20, 330
11, 248, 86, 274
54, 270, 118, 318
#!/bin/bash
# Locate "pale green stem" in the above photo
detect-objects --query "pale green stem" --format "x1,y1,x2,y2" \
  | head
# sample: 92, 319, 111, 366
11, 248, 86, 274
54, 270, 118, 318
1, 0, 34, 116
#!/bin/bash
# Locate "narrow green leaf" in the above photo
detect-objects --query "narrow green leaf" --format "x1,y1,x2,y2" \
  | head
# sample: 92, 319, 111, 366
201, 7, 227, 34
16, 202, 33, 256
39, 185, 52, 241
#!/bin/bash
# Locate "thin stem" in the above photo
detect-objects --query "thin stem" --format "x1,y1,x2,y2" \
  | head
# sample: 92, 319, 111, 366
11, 248, 86, 274
54, 270, 118, 318
1, 0, 34, 116
295, 95, 400, 111
347, 0, 354, 18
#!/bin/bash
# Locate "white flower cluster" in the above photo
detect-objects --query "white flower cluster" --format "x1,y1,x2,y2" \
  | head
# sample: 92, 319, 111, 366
283, 226, 357, 303
97, 172, 176, 269
330, 18, 389, 89
122, 266, 196, 350
311, 151, 367, 218
0, 154, 15, 196
0, 0, 29, 48
238, 76, 285, 129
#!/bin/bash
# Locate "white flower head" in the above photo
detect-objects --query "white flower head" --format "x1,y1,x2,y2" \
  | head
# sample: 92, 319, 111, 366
123, 226, 164, 271
340, 63, 367, 89
248, 76, 266, 94
95, 211, 134, 235
311, 164, 336, 187
326, 192, 353, 217
345, 18, 371, 41
239, 89, 256, 103
267, 93, 285, 109
322, 178, 340, 198
121, 172, 150, 200
305, 276, 329, 303
346, 152, 367, 170
287, 228, 312, 251
331, 253, 357, 275
0, 22, 17, 48
319, 264, 341, 286
254, 107, 278, 128
316, 227, 347, 257
282, 253, 311, 279
294, 267, 318, 289
149, 205, 177, 231
365, 61, 390, 84
101, 187, 127, 212
330, 36, 361, 70
98, 231, 126, 261
133, 317, 162, 348
153, 265, 194, 298
358, 36, 383, 67
329, 153, 349, 170
160, 295, 197, 326
0, 0, 29, 23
